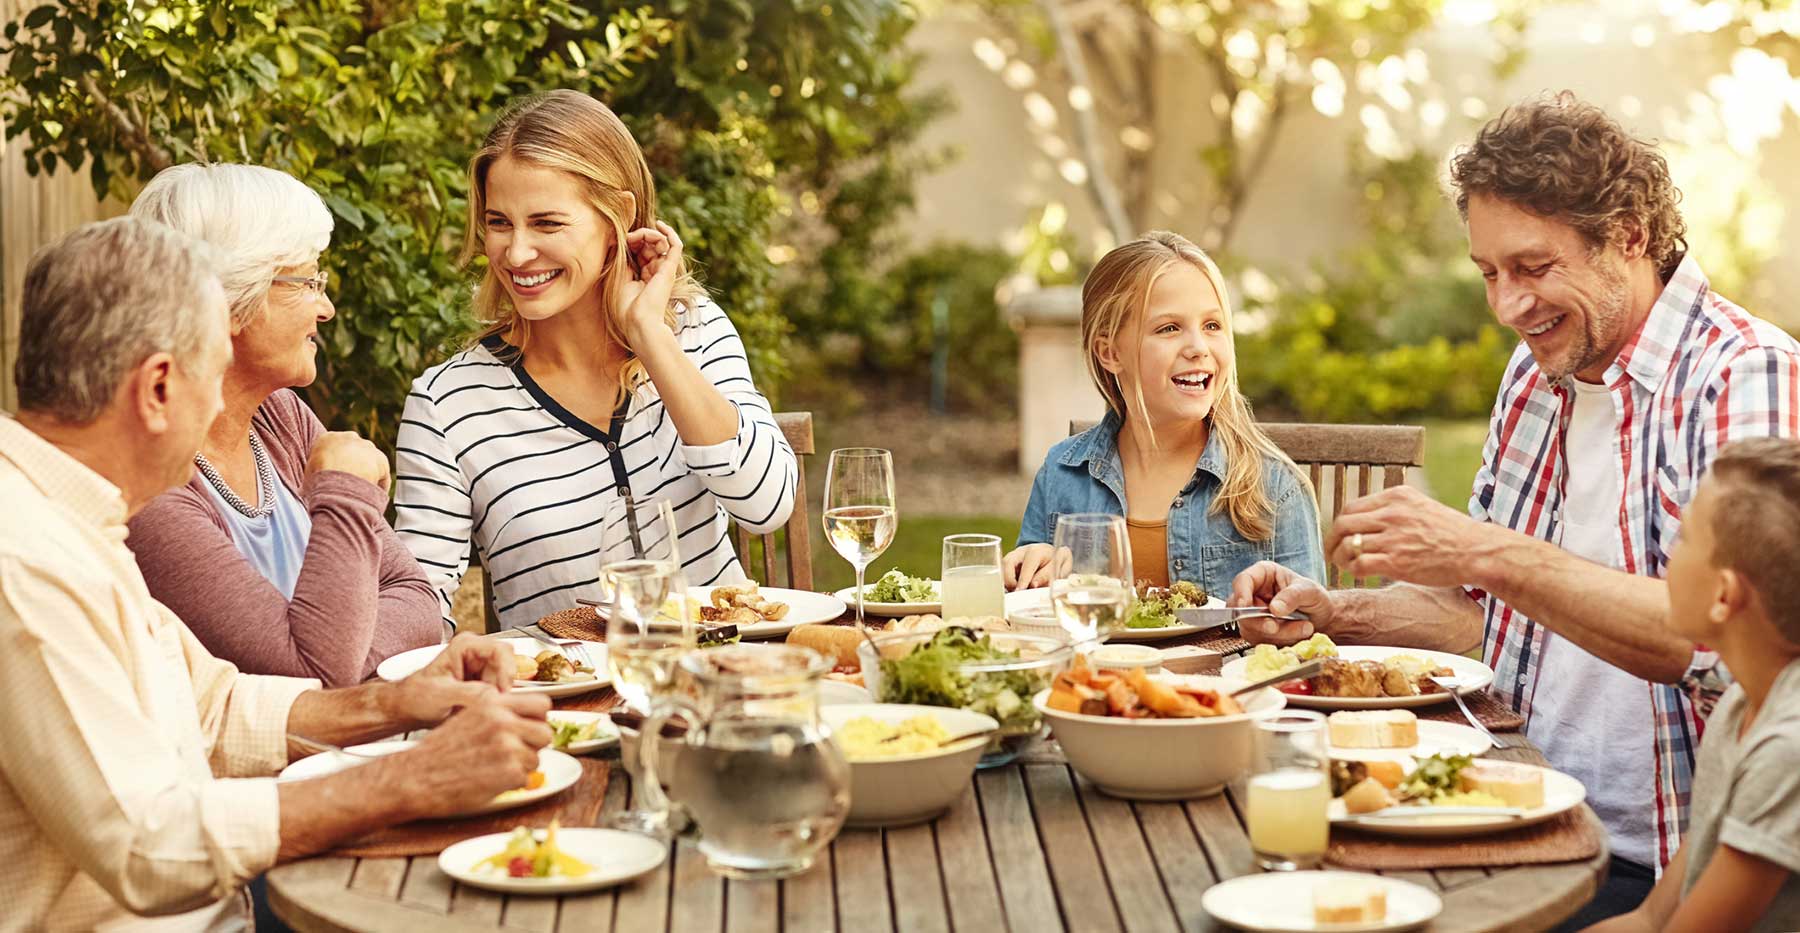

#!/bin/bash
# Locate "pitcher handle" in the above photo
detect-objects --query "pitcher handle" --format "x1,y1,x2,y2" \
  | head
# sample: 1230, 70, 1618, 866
638, 695, 701, 817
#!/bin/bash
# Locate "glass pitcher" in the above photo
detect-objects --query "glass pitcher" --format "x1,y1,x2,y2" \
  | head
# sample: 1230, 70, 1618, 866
639, 643, 850, 879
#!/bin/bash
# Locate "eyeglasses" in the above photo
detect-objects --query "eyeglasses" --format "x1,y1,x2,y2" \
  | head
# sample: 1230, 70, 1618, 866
271, 271, 330, 296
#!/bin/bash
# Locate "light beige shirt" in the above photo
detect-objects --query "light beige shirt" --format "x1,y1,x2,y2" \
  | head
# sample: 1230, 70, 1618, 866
0, 416, 317, 931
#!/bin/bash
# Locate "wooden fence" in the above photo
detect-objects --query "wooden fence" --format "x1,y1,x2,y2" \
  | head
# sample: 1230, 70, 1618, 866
0, 0, 120, 413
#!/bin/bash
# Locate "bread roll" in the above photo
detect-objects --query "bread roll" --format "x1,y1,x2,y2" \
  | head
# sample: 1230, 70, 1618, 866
1327, 710, 1419, 748
784, 623, 872, 667
1460, 762, 1545, 809
1313, 877, 1387, 924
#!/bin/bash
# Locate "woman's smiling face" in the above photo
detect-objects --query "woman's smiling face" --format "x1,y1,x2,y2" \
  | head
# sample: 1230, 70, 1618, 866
1107, 261, 1234, 429
481, 155, 618, 321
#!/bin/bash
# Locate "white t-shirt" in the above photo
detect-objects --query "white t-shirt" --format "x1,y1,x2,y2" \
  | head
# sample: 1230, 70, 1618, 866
1524, 377, 1658, 868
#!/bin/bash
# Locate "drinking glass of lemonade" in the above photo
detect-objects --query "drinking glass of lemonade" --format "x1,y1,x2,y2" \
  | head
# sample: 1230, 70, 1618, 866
1050, 513, 1132, 644
1246, 711, 1330, 871
941, 533, 1005, 620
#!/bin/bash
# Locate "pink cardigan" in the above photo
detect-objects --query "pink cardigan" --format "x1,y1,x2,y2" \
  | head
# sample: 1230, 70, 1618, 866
127, 390, 443, 685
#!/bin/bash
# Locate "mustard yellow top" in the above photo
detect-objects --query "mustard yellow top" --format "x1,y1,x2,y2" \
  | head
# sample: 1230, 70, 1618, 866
1125, 517, 1168, 589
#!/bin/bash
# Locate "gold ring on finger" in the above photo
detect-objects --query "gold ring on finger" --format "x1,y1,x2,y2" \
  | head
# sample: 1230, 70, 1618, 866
1350, 532, 1364, 561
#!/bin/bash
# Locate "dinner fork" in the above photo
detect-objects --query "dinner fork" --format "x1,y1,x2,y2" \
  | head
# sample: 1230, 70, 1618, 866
1428, 675, 1516, 750
512, 624, 597, 670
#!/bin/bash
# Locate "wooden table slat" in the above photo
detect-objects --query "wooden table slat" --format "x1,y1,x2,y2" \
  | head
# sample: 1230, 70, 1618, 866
1023, 764, 1123, 933
1072, 777, 1180, 933
670, 842, 727, 933
831, 830, 894, 933
398, 860, 456, 914
499, 892, 560, 932
885, 822, 951, 933
977, 767, 1064, 932
610, 782, 675, 933
780, 850, 838, 933
1432, 867, 1491, 891
450, 884, 506, 924
932, 784, 1008, 932
1436, 862, 1604, 933
1188, 790, 1255, 883
1130, 800, 1219, 933
725, 878, 781, 933
348, 857, 407, 900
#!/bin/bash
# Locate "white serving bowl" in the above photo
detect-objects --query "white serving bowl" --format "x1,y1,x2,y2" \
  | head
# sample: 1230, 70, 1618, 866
1034, 674, 1287, 800
820, 703, 996, 827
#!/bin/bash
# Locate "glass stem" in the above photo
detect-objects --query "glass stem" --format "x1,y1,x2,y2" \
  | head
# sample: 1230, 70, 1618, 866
853, 563, 867, 624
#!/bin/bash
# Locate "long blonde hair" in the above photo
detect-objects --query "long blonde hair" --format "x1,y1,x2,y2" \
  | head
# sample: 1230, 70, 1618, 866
463, 90, 705, 402
1081, 231, 1306, 541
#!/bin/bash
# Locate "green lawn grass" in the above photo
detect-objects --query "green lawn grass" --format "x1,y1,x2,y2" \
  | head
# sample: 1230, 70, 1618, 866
1419, 418, 1490, 510
809, 514, 1022, 593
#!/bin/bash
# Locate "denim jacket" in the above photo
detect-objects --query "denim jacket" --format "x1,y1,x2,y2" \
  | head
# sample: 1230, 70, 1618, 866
1017, 412, 1325, 595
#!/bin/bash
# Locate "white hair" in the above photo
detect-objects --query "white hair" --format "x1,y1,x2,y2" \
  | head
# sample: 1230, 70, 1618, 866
129, 163, 333, 328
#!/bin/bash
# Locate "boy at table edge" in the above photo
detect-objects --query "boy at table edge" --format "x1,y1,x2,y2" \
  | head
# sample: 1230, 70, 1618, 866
0, 216, 553, 932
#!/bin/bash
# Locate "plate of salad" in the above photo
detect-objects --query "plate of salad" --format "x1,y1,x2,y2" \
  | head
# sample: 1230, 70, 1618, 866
859, 626, 1072, 767
1109, 581, 1230, 642
546, 711, 620, 755
833, 569, 942, 617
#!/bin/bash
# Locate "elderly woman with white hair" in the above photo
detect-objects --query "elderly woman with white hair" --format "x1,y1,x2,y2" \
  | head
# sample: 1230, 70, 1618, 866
125, 162, 443, 686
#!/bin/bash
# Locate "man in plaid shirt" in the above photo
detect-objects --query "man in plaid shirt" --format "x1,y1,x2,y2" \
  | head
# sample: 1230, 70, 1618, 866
1233, 94, 1800, 926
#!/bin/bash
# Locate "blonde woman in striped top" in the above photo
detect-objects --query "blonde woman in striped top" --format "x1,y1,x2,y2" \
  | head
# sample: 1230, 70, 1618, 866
394, 90, 796, 627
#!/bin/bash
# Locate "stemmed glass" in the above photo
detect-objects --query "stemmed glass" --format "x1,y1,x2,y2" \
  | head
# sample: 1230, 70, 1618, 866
1049, 513, 1133, 644
821, 448, 897, 625
599, 497, 696, 837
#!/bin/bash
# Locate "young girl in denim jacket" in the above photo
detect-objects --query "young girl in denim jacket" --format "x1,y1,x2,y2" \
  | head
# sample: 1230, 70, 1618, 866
1003, 232, 1324, 596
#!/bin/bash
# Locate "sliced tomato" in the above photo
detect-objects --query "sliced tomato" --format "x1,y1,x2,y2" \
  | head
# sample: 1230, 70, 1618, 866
1275, 679, 1314, 696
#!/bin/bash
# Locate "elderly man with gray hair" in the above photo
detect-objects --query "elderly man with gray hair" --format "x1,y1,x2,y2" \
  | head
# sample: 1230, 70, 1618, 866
124, 162, 443, 688
0, 216, 550, 932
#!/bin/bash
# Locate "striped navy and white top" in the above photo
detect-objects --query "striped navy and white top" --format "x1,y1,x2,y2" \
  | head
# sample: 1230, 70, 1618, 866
393, 299, 797, 628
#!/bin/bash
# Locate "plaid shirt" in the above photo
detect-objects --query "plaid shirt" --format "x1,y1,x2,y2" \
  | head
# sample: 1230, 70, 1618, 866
1467, 254, 1800, 868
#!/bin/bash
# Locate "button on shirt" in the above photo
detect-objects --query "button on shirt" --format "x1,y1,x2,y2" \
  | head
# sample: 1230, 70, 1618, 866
0, 416, 316, 931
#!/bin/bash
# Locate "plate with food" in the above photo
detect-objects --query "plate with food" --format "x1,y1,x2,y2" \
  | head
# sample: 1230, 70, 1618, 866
1329, 752, 1585, 838
547, 711, 621, 754
1201, 870, 1441, 932
1324, 709, 1491, 763
278, 741, 583, 816
1221, 637, 1495, 709
686, 582, 846, 639
439, 823, 667, 893
832, 569, 942, 617
375, 638, 612, 699
1000, 582, 1230, 642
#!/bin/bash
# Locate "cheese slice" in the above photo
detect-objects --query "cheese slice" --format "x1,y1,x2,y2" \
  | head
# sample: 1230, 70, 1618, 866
1459, 762, 1545, 809
1313, 876, 1388, 924
1327, 710, 1419, 748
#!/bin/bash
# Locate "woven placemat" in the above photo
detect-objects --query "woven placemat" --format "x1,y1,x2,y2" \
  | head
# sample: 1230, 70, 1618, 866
1326, 807, 1601, 870
327, 760, 610, 858
538, 606, 604, 642
1417, 690, 1526, 732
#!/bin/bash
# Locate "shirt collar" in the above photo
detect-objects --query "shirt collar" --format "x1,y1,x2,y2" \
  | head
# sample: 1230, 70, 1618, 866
1601, 252, 1710, 393
0, 415, 130, 529
1060, 411, 1229, 484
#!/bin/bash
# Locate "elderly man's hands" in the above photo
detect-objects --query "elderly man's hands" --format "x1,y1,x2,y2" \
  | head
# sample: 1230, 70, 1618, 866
1326, 485, 1494, 588
386, 691, 553, 820
389, 632, 517, 727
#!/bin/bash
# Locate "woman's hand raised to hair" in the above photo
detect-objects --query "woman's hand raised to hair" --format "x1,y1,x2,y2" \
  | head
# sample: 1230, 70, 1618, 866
612, 220, 683, 351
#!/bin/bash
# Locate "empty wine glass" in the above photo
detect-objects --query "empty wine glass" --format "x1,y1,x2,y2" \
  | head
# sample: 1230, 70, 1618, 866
1050, 513, 1132, 644
821, 448, 896, 625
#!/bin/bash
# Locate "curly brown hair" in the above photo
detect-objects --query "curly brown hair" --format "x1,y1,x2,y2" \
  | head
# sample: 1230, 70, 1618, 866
1449, 92, 1688, 279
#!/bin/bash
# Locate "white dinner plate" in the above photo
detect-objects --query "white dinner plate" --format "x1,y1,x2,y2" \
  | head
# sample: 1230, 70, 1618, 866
439, 828, 667, 894
1326, 719, 1492, 763
689, 585, 847, 639
279, 742, 584, 817
1221, 646, 1497, 710
1001, 587, 1232, 642
375, 638, 612, 699
819, 679, 873, 705
547, 710, 621, 755
1201, 870, 1441, 932
831, 583, 942, 618
1330, 762, 1586, 838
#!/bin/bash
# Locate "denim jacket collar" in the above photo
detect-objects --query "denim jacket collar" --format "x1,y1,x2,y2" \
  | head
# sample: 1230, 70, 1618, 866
1059, 411, 1228, 493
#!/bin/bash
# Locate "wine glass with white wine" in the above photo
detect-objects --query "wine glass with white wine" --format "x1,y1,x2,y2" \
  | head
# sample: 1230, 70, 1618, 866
822, 448, 897, 626
1050, 513, 1133, 645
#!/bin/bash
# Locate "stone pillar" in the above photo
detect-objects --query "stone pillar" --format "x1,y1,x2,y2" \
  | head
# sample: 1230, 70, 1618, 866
1009, 285, 1106, 475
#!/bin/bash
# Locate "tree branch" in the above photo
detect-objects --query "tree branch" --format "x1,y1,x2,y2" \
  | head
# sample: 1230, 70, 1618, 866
1040, 0, 1132, 243
1216, 79, 1289, 252
79, 73, 171, 173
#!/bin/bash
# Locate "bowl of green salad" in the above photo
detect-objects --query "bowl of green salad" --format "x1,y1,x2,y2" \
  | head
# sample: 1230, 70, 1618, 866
856, 626, 1072, 767
833, 568, 942, 617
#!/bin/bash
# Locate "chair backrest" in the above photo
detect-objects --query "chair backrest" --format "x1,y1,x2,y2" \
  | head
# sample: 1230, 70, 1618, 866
1067, 419, 1426, 588
732, 411, 816, 590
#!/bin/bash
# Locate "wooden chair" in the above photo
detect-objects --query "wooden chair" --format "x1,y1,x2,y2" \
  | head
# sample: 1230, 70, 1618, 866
732, 411, 816, 590
1068, 419, 1426, 588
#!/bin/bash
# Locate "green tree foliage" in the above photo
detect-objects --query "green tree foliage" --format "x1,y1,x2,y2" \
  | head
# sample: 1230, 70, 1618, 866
1, 0, 939, 446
